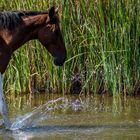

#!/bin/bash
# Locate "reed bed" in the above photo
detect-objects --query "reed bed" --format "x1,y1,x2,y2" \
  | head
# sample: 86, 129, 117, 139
1, 0, 140, 95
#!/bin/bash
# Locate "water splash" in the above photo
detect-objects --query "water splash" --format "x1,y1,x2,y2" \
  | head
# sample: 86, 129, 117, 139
10, 97, 85, 130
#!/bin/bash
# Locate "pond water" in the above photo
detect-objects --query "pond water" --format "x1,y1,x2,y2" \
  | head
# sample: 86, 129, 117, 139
0, 94, 140, 140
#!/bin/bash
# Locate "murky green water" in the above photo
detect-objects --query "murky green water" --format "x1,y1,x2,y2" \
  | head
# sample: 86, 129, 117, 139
0, 94, 140, 140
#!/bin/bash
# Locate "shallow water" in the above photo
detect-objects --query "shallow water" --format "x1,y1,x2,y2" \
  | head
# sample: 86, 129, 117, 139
0, 94, 140, 140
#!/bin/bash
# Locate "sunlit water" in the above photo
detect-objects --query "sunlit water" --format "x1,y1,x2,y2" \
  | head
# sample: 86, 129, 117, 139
0, 94, 140, 140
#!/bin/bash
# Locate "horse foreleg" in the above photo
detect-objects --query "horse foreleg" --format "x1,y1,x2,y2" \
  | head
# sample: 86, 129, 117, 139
0, 73, 11, 128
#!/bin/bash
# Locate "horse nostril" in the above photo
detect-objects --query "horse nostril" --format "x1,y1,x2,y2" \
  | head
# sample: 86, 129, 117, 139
54, 56, 66, 66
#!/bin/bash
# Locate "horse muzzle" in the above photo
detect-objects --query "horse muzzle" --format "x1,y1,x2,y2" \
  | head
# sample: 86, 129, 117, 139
54, 56, 66, 66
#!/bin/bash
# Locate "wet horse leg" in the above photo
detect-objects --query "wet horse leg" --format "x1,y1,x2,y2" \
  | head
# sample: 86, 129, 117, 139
0, 73, 11, 128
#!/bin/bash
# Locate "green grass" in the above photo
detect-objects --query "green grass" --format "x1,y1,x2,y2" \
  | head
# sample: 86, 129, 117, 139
1, 0, 140, 95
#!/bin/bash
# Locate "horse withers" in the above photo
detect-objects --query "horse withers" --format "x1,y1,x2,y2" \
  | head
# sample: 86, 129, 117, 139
0, 7, 66, 128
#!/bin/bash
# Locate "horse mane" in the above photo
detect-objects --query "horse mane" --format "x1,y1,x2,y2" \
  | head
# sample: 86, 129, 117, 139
0, 11, 48, 30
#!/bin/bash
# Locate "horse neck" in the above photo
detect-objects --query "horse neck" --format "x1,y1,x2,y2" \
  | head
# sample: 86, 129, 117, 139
9, 14, 48, 51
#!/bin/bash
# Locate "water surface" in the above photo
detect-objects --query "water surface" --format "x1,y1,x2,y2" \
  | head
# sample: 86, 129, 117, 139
0, 94, 139, 140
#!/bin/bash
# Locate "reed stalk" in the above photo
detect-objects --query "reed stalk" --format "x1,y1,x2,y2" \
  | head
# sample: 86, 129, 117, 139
1, 0, 140, 95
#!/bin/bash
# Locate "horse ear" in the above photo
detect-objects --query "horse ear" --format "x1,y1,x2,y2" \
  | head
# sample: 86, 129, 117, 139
49, 7, 55, 19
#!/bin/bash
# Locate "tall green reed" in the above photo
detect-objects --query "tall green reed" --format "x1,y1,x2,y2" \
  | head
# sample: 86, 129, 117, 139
1, 0, 140, 95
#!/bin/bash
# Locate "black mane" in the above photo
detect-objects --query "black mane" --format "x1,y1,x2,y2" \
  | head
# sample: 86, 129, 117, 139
0, 11, 48, 30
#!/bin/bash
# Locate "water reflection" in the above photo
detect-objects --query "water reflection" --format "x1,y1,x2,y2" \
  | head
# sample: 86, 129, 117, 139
0, 123, 140, 140
0, 94, 140, 140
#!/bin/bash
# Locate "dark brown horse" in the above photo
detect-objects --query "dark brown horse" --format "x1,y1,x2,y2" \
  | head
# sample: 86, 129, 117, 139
0, 7, 66, 128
